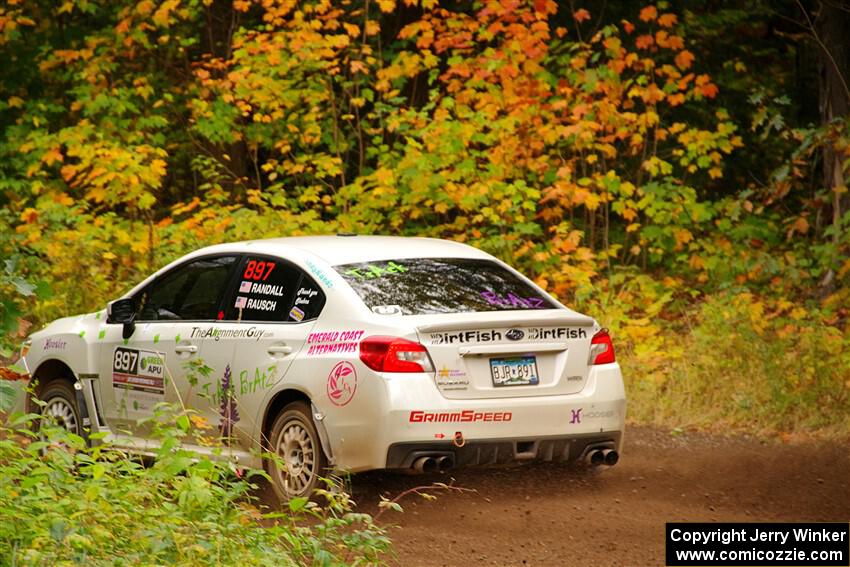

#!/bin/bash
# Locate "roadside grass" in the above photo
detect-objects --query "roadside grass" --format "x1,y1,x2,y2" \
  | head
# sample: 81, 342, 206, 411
610, 292, 850, 438
0, 407, 391, 566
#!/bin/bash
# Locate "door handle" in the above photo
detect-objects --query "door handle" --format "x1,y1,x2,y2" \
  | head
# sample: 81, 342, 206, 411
267, 345, 293, 356
175, 344, 198, 354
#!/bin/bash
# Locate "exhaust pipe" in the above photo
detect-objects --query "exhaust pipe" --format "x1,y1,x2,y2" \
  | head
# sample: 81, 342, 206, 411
436, 456, 454, 473
602, 449, 619, 466
412, 456, 438, 474
587, 449, 605, 466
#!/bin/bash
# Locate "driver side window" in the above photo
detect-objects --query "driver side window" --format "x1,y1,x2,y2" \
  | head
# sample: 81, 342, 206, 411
136, 256, 237, 322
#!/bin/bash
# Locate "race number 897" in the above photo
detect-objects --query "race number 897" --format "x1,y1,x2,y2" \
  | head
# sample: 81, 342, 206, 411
113, 348, 139, 374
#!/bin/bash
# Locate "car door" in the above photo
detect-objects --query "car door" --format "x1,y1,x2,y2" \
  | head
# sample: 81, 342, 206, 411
187, 254, 326, 449
96, 255, 240, 435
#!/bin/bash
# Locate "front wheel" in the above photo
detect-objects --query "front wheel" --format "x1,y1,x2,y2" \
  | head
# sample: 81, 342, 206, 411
39, 381, 82, 435
267, 401, 327, 501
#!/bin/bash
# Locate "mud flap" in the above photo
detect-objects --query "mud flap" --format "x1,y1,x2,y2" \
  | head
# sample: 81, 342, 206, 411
73, 380, 92, 446
311, 401, 335, 466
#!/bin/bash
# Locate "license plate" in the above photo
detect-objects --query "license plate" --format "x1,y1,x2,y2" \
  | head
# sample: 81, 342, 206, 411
490, 356, 539, 387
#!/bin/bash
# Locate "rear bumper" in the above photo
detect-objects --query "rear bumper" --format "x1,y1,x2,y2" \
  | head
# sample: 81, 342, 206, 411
385, 431, 621, 469
328, 362, 626, 471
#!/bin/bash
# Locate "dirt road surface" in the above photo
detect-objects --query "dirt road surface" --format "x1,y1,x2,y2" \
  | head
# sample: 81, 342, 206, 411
340, 426, 850, 566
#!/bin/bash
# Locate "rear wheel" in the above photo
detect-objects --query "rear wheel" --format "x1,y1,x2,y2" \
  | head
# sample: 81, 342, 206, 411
39, 381, 81, 435
267, 402, 327, 501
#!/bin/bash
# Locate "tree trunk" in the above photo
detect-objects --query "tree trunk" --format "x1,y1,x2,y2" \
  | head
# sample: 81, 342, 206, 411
814, 0, 850, 247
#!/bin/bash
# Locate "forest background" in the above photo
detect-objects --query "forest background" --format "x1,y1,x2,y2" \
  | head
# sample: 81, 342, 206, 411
1, 0, 849, 436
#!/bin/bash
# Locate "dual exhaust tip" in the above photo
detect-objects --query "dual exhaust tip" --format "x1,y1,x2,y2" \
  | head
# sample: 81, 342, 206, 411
587, 448, 619, 466
412, 455, 454, 474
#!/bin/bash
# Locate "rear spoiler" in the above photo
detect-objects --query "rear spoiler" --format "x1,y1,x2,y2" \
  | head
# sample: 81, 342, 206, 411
417, 310, 595, 333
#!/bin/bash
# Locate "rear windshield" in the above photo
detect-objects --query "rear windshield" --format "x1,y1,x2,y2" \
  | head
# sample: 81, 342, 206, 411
335, 258, 560, 315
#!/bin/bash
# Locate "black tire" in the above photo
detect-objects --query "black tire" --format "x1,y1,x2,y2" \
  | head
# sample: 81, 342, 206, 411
267, 401, 328, 501
38, 381, 81, 435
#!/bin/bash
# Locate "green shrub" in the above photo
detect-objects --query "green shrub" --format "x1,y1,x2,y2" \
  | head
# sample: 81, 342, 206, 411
622, 293, 850, 436
0, 406, 391, 566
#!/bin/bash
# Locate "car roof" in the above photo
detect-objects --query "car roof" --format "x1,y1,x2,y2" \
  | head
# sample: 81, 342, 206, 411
200, 235, 493, 266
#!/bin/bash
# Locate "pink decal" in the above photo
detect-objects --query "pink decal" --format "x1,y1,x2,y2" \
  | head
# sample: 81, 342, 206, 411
480, 291, 546, 309
327, 361, 357, 406
306, 329, 365, 356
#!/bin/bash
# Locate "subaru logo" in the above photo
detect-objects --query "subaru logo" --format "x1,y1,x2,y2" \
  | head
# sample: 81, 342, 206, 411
505, 328, 524, 341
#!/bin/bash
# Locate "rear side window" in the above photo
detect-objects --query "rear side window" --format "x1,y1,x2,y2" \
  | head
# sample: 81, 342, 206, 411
335, 258, 559, 315
222, 256, 326, 322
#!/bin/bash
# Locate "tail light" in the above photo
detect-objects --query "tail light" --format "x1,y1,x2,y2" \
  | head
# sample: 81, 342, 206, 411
359, 336, 435, 373
590, 329, 616, 365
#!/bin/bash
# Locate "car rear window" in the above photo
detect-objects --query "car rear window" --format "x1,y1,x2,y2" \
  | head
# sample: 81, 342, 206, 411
335, 258, 560, 315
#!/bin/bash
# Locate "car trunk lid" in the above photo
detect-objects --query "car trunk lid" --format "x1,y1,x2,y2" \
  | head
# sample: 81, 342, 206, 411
413, 310, 596, 399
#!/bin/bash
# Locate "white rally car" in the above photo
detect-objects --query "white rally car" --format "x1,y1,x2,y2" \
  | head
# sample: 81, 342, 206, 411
22, 236, 626, 499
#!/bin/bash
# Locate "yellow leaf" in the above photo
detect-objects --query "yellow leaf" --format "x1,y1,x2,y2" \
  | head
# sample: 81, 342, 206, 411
374, 168, 394, 185
86, 187, 107, 203
20, 208, 38, 224
377, 0, 395, 12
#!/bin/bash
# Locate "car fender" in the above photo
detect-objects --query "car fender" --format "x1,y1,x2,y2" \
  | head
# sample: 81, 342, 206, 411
25, 311, 105, 382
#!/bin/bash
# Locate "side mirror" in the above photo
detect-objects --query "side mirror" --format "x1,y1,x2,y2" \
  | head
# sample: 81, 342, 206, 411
107, 298, 136, 339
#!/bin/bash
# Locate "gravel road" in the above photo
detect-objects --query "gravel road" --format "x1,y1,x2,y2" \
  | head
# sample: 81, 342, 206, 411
342, 426, 850, 566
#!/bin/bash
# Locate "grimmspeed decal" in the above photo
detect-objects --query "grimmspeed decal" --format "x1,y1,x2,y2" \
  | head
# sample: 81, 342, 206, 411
428, 327, 587, 344
409, 410, 513, 423
112, 347, 165, 413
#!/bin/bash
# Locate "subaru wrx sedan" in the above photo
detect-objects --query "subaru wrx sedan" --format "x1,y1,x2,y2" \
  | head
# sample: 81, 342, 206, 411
22, 235, 626, 499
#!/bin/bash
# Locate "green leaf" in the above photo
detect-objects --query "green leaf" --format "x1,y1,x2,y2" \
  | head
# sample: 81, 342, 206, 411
288, 496, 309, 513
11, 277, 36, 296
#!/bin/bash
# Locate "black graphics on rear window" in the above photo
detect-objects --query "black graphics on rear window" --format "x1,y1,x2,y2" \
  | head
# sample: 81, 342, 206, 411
222, 256, 326, 323
335, 258, 559, 315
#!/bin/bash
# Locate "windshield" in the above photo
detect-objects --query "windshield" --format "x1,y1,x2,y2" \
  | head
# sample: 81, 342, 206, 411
335, 257, 560, 315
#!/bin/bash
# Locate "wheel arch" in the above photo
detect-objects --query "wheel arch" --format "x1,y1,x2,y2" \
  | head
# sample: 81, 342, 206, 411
261, 388, 312, 449
27, 359, 77, 412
